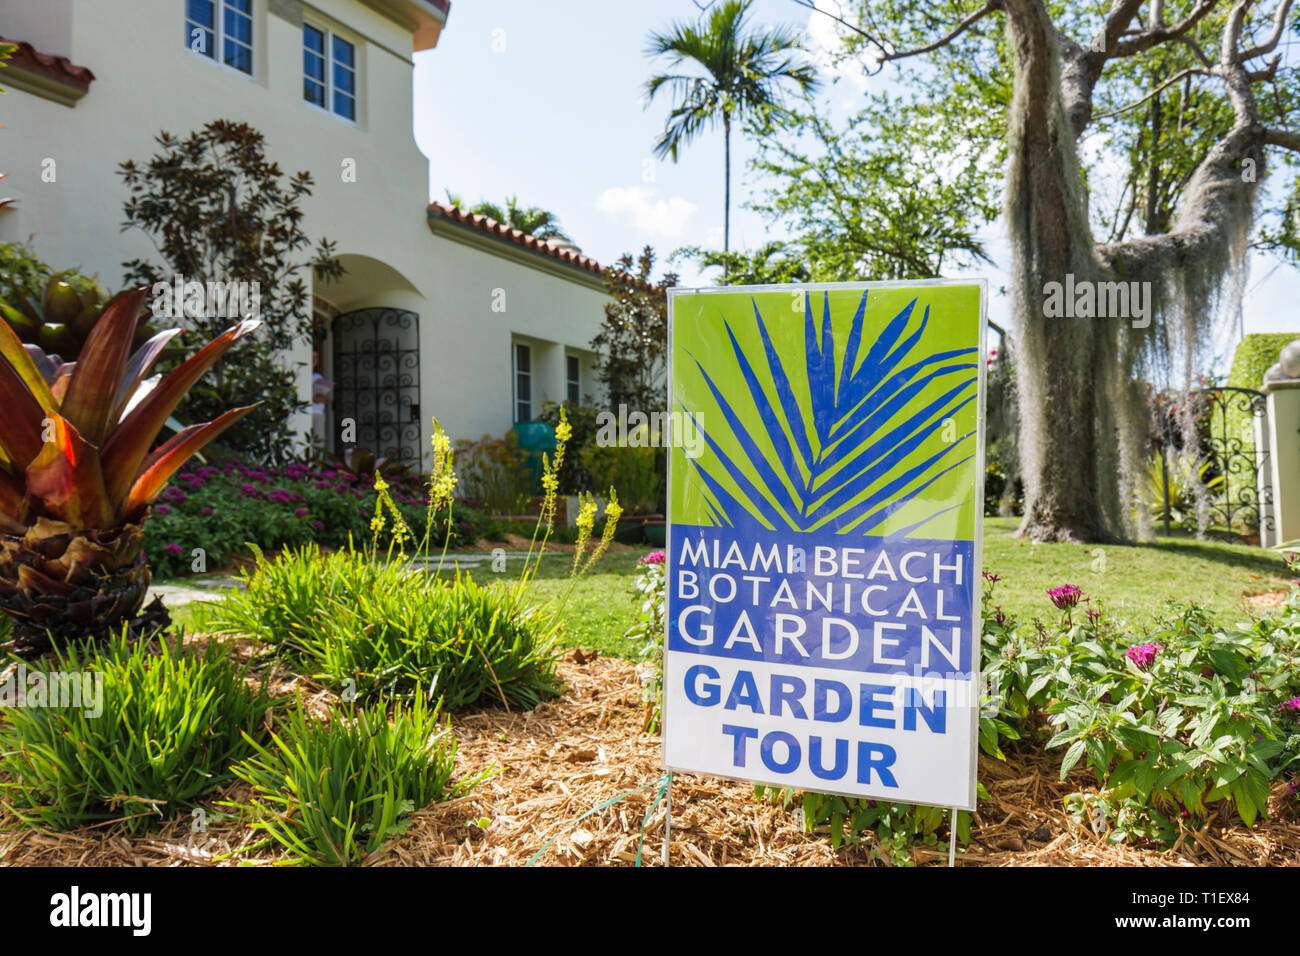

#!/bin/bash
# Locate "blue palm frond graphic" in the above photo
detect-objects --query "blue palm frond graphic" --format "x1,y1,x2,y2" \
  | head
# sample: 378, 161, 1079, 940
684, 290, 977, 536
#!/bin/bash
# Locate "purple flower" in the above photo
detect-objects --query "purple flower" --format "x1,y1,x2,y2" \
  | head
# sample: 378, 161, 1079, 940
1047, 584, 1083, 610
155, 504, 172, 516
993, 606, 1008, 627
295, 508, 308, 518
641, 551, 666, 565
201, 506, 214, 516
162, 487, 187, 503
163, 543, 184, 557
1126, 643, 1162, 670
1280, 697, 1300, 715
982, 571, 1000, 584
1085, 608, 1103, 625
312, 520, 324, 531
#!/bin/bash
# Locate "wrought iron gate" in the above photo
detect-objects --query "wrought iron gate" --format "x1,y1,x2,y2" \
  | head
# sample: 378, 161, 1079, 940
331, 307, 421, 461
1156, 386, 1273, 540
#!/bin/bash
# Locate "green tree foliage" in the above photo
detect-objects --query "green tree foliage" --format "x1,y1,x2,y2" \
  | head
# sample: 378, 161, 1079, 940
591, 246, 678, 412
645, 0, 819, 267
443, 190, 569, 241
682, 94, 1000, 282
119, 120, 344, 463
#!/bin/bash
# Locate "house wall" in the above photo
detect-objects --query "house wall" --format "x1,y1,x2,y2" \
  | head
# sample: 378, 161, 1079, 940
0, 0, 609, 465
423, 227, 607, 441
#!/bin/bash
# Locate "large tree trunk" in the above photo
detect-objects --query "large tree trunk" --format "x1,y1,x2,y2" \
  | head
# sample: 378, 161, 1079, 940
1003, 0, 1113, 541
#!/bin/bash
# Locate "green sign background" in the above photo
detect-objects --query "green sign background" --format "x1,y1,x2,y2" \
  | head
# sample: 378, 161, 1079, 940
669, 283, 984, 542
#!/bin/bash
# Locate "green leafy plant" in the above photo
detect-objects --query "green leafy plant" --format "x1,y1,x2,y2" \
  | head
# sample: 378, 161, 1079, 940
205, 545, 565, 710
119, 119, 345, 464
580, 435, 661, 515
624, 552, 666, 732
454, 432, 533, 515
226, 693, 480, 865
982, 577, 1300, 844
0, 629, 271, 832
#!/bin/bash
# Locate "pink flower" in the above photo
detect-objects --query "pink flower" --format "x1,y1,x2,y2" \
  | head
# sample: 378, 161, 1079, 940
1126, 643, 1162, 670
155, 504, 171, 516
201, 507, 214, 516
163, 543, 184, 557
640, 551, 666, 565
1047, 584, 1083, 609
1280, 697, 1300, 715
295, 508, 308, 518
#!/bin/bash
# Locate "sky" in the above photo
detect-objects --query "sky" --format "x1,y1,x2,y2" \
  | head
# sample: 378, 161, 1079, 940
411, 0, 1300, 377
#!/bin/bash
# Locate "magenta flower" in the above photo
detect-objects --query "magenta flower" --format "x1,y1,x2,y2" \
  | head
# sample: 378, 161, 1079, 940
163, 543, 184, 557
201, 506, 214, 516
294, 508, 308, 518
312, 520, 325, 531
155, 504, 171, 516
992, 606, 1008, 627
641, 551, 666, 565
1280, 697, 1300, 715
1047, 584, 1083, 609
1126, 643, 1162, 670
982, 571, 1000, 584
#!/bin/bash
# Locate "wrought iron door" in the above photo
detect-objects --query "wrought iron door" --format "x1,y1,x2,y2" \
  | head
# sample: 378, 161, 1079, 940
1155, 386, 1272, 539
331, 307, 421, 461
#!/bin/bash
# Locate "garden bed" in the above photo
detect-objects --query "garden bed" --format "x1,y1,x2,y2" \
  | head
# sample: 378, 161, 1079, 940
3, 649, 1297, 867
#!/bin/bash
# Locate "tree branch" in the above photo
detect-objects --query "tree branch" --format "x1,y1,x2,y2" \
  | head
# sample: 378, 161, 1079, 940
789, 0, 1000, 73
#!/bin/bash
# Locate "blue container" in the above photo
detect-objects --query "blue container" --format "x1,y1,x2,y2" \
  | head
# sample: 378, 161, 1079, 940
511, 421, 556, 495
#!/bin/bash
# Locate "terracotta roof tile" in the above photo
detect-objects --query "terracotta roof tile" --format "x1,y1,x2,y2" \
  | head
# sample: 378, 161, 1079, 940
428, 201, 608, 277
0, 37, 95, 93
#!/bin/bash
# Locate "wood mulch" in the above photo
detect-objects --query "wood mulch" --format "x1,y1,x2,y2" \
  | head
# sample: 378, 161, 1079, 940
3, 647, 1298, 867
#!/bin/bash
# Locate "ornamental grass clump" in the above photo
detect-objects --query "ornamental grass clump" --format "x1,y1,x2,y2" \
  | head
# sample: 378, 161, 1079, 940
226, 693, 480, 866
0, 629, 270, 832
206, 546, 563, 710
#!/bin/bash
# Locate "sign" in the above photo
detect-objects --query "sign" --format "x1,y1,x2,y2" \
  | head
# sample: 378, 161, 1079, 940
663, 281, 986, 810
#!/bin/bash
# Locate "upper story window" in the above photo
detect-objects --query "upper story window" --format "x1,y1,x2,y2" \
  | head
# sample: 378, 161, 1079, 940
304, 23, 357, 122
185, 0, 253, 75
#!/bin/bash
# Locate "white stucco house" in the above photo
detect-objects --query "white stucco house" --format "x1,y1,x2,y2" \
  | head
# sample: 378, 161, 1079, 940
0, 0, 614, 465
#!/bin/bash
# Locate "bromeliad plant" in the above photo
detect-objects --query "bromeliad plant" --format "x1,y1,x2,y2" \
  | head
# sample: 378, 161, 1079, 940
0, 285, 257, 650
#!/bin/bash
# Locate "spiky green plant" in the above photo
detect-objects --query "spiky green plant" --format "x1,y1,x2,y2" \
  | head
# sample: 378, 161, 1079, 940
205, 546, 565, 710
0, 629, 271, 832
0, 286, 257, 650
225, 694, 479, 866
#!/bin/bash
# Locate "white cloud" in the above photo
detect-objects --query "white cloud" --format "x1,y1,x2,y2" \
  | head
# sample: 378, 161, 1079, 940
596, 186, 697, 239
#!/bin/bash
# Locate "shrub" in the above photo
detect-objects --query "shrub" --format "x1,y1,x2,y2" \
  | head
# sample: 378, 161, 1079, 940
142, 459, 486, 578
226, 694, 478, 865
0, 631, 271, 833
581, 435, 661, 514
453, 433, 533, 515
625, 551, 666, 732
982, 578, 1300, 844
206, 546, 564, 710
537, 401, 601, 494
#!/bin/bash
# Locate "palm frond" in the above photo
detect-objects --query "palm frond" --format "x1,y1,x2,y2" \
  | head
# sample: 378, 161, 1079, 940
683, 291, 978, 537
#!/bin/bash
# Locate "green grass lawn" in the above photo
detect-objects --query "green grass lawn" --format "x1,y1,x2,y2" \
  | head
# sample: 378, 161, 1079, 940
423, 519, 1293, 661
982, 516, 1290, 625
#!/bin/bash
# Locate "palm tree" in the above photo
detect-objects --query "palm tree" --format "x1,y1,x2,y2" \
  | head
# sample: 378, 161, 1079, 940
645, 0, 817, 275
444, 191, 569, 242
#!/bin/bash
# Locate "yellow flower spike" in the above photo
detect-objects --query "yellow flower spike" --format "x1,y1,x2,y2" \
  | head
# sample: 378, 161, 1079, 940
582, 488, 621, 575
571, 492, 597, 577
